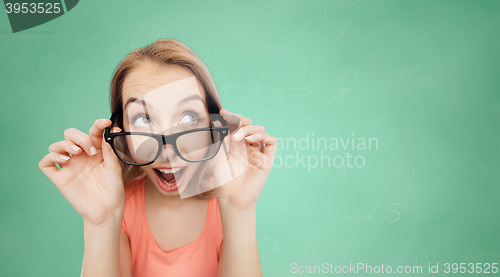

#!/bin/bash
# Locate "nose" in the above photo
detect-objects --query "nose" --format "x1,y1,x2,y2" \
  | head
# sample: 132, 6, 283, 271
156, 128, 179, 162
157, 143, 178, 161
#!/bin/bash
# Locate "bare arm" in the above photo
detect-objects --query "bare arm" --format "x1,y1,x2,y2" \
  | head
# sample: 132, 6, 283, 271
38, 119, 128, 276
81, 212, 124, 277
119, 231, 132, 277
217, 203, 262, 277
214, 110, 277, 277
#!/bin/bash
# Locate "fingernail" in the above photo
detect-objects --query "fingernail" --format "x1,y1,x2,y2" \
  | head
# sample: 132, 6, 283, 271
71, 145, 81, 151
60, 155, 70, 160
101, 119, 107, 122
244, 135, 254, 141
90, 146, 97, 156
222, 109, 233, 114
232, 130, 241, 139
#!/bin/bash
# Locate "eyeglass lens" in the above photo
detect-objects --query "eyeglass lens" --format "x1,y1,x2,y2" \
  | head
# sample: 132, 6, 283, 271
112, 129, 222, 164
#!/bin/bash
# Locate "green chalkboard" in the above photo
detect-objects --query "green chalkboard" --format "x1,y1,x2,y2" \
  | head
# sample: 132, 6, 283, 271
1, 0, 499, 276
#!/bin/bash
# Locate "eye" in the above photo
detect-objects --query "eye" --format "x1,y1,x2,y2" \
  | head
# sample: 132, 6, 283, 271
179, 112, 199, 125
133, 115, 153, 127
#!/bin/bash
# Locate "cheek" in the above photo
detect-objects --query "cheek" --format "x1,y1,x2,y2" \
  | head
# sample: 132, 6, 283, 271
141, 166, 154, 177
185, 147, 210, 161
185, 162, 202, 179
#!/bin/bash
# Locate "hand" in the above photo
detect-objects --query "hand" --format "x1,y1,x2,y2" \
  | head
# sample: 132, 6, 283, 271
38, 119, 125, 228
212, 109, 277, 212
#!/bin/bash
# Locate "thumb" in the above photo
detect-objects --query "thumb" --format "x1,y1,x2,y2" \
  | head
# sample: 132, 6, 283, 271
102, 135, 121, 172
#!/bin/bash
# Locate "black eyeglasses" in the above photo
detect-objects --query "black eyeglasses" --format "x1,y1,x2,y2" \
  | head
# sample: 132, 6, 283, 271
103, 111, 229, 166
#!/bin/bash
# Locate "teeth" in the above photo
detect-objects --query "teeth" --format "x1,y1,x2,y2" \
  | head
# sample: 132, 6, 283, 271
156, 168, 185, 187
159, 174, 176, 187
157, 168, 182, 174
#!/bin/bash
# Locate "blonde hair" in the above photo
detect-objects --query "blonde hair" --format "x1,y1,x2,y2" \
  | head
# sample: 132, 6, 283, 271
109, 38, 221, 199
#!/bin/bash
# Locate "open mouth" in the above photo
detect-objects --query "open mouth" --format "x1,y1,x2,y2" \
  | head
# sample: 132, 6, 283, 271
153, 167, 187, 191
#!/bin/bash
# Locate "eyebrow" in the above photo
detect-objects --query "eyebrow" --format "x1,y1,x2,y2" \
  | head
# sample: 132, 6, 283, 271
123, 94, 204, 111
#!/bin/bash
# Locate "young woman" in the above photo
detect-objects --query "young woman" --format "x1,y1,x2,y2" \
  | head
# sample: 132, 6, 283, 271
38, 38, 277, 277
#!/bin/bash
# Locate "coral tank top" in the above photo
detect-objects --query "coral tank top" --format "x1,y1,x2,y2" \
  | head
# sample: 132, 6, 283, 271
120, 176, 223, 277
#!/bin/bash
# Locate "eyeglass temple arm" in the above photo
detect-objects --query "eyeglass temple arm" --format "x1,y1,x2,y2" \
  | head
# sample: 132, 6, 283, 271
104, 110, 122, 135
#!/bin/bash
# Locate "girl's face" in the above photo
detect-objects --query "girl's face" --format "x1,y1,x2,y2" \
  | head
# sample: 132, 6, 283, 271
121, 62, 209, 197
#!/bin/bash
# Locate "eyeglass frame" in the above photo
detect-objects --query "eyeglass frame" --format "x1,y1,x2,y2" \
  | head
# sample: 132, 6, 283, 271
103, 110, 229, 166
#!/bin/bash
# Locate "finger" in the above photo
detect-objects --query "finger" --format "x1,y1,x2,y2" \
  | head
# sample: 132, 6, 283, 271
244, 132, 276, 154
231, 125, 266, 142
261, 134, 278, 157
219, 112, 241, 135
220, 109, 252, 126
88, 119, 112, 151
243, 131, 273, 146
63, 128, 98, 156
48, 140, 83, 156
101, 135, 122, 172
245, 133, 277, 170
38, 152, 72, 184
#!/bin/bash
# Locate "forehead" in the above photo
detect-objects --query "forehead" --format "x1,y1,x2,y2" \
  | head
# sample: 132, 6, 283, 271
122, 62, 206, 108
